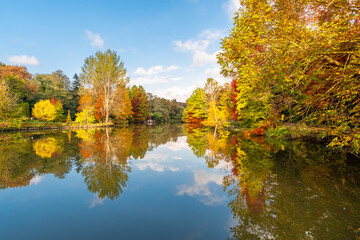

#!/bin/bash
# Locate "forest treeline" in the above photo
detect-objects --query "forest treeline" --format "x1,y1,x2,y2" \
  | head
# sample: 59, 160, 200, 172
183, 0, 360, 152
0, 50, 184, 127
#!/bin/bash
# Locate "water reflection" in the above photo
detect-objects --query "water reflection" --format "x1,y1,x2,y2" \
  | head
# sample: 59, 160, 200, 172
0, 124, 185, 201
176, 170, 226, 206
185, 124, 360, 239
0, 124, 359, 239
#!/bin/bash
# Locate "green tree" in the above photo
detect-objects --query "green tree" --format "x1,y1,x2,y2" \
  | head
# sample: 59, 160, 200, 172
51, 98, 65, 122
183, 88, 207, 123
34, 70, 72, 117
0, 81, 18, 118
0, 64, 38, 116
70, 74, 81, 119
80, 49, 129, 123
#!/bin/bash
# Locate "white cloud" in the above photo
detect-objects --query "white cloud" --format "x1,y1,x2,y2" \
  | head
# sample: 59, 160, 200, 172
89, 194, 105, 209
199, 30, 222, 40
213, 159, 234, 170
193, 50, 219, 67
85, 30, 104, 48
134, 153, 180, 172
223, 0, 241, 18
204, 66, 229, 84
131, 76, 181, 86
134, 65, 179, 76
161, 136, 189, 151
176, 170, 226, 205
136, 162, 179, 172
30, 175, 43, 185
174, 30, 222, 67
131, 65, 180, 85
7, 55, 40, 66
174, 39, 210, 53
155, 85, 197, 102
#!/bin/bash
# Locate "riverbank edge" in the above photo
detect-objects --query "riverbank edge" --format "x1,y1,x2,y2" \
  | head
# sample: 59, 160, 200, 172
0, 122, 116, 132
201, 121, 359, 154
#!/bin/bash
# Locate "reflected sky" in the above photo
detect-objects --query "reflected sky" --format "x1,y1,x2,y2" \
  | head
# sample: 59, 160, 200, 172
0, 126, 232, 240
0, 125, 359, 240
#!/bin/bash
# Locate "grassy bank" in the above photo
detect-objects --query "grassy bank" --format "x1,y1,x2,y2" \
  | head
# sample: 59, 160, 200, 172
0, 119, 114, 132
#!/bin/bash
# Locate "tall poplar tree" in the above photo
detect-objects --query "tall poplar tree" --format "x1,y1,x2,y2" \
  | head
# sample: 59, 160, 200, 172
80, 49, 129, 123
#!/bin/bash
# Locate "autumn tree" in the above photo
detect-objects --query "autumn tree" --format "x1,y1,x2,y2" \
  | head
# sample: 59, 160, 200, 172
204, 78, 221, 103
34, 70, 71, 110
32, 100, 56, 122
112, 86, 133, 123
51, 97, 64, 122
0, 64, 38, 116
0, 65, 38, 102
76, 94, 95, 124
218, 0, 360, 134
183, 88, 207, 123
0, 81, 18, 118
203, 78, 226, 125
130, 85, 149, 122
94, 92, 106, 122
66, 110, 71, 123
33, 137, 63, 158
80, 49, 129, 123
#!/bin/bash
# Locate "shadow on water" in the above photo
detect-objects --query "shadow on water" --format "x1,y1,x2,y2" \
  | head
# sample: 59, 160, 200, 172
185, 123, 360, 240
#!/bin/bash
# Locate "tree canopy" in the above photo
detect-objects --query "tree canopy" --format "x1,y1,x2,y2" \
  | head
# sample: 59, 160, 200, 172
80, 49, 129, 123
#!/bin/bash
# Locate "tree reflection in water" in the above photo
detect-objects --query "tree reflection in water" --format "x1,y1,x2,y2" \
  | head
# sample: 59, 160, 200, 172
0, 125, 359, 239
0, 124, 185, 200
78, 128, 132, 200
185, 124, 360, 240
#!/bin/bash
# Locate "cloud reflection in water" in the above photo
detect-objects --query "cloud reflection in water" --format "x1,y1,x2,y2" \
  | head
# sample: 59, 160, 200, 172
177, 170, 226, 205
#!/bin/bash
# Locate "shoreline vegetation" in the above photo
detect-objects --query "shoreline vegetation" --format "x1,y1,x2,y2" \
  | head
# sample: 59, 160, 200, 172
0, 121, 115, 132
1, 1, 359, 154
183, 1, 360, 154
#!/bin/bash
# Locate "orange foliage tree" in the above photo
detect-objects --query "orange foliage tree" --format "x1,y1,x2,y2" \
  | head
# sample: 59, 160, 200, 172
77, 94, 95, 124
0, 65, 38, 103
112, 87, 133, 123
94, 93, 106, 123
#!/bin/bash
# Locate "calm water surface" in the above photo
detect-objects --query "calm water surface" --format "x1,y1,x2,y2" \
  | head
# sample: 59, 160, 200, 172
0, 124, 359, 240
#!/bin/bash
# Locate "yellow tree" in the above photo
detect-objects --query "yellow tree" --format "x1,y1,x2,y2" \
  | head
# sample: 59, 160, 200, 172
32, 100, 56, 122
218, 0, 360, 131
76, 94, 95, 124
33, 137, 63, 158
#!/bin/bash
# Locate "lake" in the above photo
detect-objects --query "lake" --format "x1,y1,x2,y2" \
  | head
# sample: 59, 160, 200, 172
0, 124, 359, 240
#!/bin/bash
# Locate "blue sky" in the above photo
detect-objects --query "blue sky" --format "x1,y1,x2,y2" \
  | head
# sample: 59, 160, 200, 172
0, 0, 240, 101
